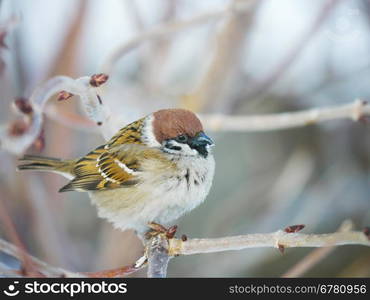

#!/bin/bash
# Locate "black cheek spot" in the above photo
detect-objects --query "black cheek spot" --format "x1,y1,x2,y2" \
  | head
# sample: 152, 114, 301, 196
194, 179, 199, 185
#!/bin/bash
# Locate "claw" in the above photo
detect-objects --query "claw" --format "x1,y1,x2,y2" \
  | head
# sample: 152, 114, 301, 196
145, 222, 178, 240
147, 222, 168, 233
166, 225, 178, 239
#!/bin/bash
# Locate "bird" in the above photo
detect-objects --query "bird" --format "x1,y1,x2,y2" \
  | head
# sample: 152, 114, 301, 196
18, 108, 215, 238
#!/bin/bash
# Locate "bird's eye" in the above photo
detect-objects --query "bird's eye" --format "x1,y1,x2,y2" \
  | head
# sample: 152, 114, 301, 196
175, 134, 188, 143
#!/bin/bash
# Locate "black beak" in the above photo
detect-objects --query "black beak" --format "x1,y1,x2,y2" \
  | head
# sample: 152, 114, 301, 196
189, 132, 214, 157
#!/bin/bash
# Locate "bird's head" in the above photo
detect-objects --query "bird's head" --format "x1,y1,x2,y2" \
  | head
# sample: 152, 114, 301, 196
142, 109, 214, 158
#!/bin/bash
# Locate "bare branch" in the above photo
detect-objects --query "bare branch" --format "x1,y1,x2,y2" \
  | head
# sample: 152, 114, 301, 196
145, 222, 369, 277
0, 237, 145, 278
1, 222, 368, 277
168, 227, 370, 256
2, 75, 367, 156
200, 99, 370, 132
0, 74, 111, 155
0, 238, 81, 277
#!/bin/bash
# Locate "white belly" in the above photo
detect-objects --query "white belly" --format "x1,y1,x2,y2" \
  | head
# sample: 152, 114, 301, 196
89, 154, 215, 234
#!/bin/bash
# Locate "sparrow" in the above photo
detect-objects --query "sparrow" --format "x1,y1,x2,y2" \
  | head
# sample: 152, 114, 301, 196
18, 109, 215, 237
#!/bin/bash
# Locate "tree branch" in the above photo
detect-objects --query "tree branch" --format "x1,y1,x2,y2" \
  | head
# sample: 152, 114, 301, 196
168, 228, 370, 257
1, 74, 368, 155
200, 99, 370, 132
0, 237, 144, 278
0, 238, 81, 277
1, 223, 368, 277
0, 74, 111, 155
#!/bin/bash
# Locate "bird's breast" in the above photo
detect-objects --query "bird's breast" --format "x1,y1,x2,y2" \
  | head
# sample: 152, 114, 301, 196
89, 154, 215, 233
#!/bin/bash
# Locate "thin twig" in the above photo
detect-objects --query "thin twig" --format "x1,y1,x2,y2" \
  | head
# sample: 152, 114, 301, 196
200, 99, 370, 132
0, 74, 111, 154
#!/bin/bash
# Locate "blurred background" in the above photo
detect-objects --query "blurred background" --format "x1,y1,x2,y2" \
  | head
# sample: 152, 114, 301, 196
0, 0, 369, 277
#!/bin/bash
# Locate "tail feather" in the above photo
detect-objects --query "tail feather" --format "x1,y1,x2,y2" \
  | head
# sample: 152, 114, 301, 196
17, 155, 74, 177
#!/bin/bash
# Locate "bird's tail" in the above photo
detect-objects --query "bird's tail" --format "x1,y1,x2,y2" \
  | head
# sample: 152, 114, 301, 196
17, 155, 74, 177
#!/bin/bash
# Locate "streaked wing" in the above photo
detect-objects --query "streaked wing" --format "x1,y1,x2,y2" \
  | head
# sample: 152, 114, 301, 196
59, 144, 146, 192
96, 144, 144, 185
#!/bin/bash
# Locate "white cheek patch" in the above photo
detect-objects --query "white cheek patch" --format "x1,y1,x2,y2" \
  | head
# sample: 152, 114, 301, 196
181, 143, 198, 156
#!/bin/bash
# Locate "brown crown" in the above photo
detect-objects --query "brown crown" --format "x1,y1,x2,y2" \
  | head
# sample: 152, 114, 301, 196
152, 109, 203, 143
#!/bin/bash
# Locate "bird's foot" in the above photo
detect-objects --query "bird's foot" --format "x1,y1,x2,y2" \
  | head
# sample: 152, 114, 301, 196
145, 222, 178, 240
